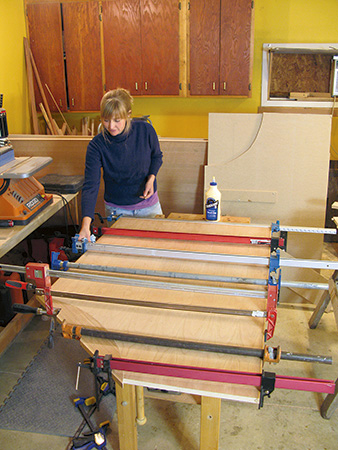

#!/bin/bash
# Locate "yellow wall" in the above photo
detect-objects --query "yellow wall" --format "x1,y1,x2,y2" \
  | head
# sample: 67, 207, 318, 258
1, 0, 30, 134
1, 0, 338, 150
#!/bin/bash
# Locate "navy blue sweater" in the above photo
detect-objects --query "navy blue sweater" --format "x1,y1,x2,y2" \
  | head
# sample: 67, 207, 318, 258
81, 120, 163, 219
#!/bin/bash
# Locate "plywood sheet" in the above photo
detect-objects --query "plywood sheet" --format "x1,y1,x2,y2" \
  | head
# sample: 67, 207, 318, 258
206, 113, 331, 261
53, 218, 270, 402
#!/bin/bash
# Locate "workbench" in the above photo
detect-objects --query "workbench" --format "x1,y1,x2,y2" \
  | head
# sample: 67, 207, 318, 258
49, 215, 275, 449
0, 192, 78, 355
0, 193, 78, 259
5, 213, 336, 447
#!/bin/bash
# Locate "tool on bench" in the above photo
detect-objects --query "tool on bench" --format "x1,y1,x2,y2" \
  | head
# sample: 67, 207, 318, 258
70, 212, 122, 254
4, 263, 59, 347
0, 95, 53, 226
62, 322, 332, 365
72, 234, 96, 254
68, 350, 336, 409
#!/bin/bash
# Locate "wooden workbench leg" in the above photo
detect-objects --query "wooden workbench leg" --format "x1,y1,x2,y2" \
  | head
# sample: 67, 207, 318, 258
321, 377, 338, 419
310, 270, 338, 329
115, 381, 138, 450
200, 396, 221, 450
309, 290, 331, 329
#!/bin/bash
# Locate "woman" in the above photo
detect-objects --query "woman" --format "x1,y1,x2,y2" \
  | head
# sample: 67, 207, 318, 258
78, 88, 163, 241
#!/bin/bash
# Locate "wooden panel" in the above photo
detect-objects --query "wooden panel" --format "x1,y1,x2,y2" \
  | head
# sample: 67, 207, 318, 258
102, 0, 143, 95
9, 136, 208, 219
189, 0, 220, 96
269, 53, 332, 98
206, 113, 331, 261
141, 0, 180, 95
219, 0, 253, 96
157, 139, 207, 215
26, 2, 67, 112
62, 1, 103, 111
52, 218, 269, 402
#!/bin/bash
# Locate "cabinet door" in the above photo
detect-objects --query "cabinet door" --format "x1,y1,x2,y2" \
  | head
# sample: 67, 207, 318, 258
189, 0, 253, 96
189, 0, 221, 96
219, 0, 253, 96
62, 1, 103, 111
26, 2, 67, 112
141, 0, 179, 95
102, 0, 143, 95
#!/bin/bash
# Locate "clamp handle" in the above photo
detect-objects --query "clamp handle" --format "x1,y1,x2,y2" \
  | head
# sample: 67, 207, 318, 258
5, 280, 35, 291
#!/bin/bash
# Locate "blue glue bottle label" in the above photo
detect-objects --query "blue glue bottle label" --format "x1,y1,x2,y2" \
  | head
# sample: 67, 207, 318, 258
205, 197, 219, 221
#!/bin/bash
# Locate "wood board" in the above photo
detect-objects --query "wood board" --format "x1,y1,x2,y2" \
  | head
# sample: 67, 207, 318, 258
51, 218, 271, 403
206, 113, 331, 262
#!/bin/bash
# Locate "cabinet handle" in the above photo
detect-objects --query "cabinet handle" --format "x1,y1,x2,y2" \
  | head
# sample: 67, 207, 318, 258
212, 82, 216, 91
223, 82, 227, 91
59, 99, 62, 107
135, 82, 138, 91
144, 82, 148, 91
71, 98, 75, 106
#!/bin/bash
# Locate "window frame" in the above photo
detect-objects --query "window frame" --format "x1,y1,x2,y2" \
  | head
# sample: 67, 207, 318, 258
261, 43, 338, 109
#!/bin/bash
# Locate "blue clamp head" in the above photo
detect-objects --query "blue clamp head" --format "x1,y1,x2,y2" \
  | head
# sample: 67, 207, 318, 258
268, 249, 280, 286
72, 234, 96, 254
271, 220, 280, 233
107, 213, 122, 223
51, 252, 69, 271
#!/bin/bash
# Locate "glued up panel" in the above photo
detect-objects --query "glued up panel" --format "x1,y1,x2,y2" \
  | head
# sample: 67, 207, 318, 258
53, 218, 269, 402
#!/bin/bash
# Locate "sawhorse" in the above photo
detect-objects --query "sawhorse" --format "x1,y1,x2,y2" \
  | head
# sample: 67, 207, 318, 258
309, 269, 338, 419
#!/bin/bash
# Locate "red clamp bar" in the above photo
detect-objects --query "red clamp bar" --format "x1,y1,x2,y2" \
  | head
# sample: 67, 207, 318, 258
25, 263, 53, 315
265, 284, 278, 340
94, 355, 335, 395
92, 227, 282, 246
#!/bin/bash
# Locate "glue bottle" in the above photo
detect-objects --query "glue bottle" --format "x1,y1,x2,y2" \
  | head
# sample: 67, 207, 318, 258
205, 177, 221, 222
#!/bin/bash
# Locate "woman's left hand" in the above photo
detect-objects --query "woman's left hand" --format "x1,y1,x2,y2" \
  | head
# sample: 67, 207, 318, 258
141, 174, 155, 199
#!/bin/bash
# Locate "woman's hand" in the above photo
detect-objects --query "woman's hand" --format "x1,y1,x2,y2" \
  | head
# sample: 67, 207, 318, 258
141, 174, 155, 199
78, 216, 92, 241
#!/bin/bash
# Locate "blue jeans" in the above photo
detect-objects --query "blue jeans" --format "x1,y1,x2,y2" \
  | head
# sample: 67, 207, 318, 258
105, 201, 163, 218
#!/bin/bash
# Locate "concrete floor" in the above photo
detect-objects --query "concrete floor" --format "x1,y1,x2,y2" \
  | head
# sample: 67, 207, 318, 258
0, 246, 338, 449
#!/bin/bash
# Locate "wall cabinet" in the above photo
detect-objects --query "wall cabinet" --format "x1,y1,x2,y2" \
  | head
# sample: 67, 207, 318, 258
189, 0, 254, 96
26, 2, 67, 112
102, 0, 179, 96
62, 1, 104, 111
25, 0, 254, 111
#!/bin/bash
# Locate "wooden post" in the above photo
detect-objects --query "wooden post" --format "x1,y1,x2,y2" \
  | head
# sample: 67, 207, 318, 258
200, 396, 221, 450
27, 42, 58, 135
23, 38, 39, 134
136, 385, 147, 425
115, 381, 138, 450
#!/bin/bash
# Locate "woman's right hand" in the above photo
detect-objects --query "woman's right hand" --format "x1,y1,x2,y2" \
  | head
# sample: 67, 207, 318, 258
78, 216, 92, 241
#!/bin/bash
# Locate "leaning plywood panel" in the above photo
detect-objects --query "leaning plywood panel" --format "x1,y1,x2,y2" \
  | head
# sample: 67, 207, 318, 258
205, 113, 332, 260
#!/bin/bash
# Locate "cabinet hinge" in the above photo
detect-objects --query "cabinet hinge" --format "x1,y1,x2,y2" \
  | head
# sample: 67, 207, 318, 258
179, 83, 182, 90
188, 2, 190, 10
179, 2, 181, 10
99, 4, 103, 21
248, 83, 252, 91
251, 1, 254, 8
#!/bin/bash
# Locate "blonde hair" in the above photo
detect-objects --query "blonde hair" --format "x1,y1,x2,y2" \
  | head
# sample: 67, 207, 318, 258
100, 88, 133, 134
